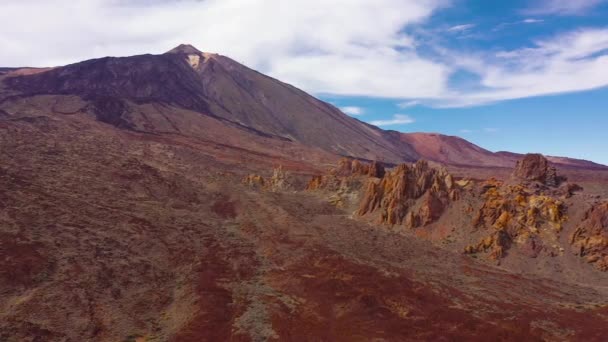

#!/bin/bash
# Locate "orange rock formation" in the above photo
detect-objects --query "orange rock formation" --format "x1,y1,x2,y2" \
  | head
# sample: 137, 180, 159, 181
243, 166, 291, 192
466, 178, 567, 260
356, 160, 458, 228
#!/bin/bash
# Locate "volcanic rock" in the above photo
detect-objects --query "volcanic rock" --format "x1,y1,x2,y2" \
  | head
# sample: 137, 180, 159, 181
571, 202, 608, 271
306, 158, 384, 192
356, 160, 458, 228
243, 166, 292, 192
513, 154, 556, 184
464, 230, 511, 260
330, 158, 385, 178
468, 179, 567, 260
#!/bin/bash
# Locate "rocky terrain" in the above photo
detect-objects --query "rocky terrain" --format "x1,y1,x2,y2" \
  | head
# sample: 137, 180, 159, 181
1, 45, 608, 341
305, 155, 607, 274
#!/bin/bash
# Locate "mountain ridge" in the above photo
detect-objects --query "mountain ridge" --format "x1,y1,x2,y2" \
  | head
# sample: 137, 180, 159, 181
1, 44, 605, 169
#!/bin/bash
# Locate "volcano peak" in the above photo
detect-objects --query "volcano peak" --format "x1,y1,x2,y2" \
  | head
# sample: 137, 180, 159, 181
166, 44, 203, 55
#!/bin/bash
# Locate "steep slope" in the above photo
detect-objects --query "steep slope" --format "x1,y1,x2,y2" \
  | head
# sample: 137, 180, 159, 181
2, 44, 418, 163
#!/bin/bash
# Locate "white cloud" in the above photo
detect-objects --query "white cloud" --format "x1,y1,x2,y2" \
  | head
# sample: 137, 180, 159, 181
483, 128, 499, 133
431, 28, 608, 107
522, 18, 544, 23
447, 24, 475, 32
493, 18, 544, 32
1, 1, 608, 110
397, 100, 420, 108
525, 0, 605, 15
369, 114, 415, 126
340, 106, 364, 116
459, 129, 474, 133
0, 0, 450, 100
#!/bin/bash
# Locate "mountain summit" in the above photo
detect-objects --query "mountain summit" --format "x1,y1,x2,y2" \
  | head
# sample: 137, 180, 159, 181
166, 43, 204, 55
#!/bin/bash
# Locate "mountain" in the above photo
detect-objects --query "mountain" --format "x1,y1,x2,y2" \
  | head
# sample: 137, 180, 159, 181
2, 44, 418, 164
4, 44, 603, 170
398, 132, 608, 170
397, 132, 512, 167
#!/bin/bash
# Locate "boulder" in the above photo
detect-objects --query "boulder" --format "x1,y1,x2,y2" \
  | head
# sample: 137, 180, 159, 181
513, 153, 550, 183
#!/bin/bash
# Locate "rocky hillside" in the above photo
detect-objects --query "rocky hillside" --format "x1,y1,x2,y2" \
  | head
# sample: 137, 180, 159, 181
306, 154, 608, 279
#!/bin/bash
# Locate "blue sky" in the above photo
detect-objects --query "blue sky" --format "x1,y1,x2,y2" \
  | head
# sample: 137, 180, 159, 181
326, 88, 608, 163
1, 0, 607, 164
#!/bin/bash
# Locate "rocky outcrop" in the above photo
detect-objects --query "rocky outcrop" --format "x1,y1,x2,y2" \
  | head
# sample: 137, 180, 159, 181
242, 174, 266, 189
464, 230, 511, 260
305, 158, 384, 208
306, 158, 384, 192
571, 202, 608, 271
466, 179, 567, 259
243, 166, 292, 192
330, 158, 385, 178
545, 166, 558, 187
513, 154, 550, 182
513, 154, 564, 187
356, 160, 458, 228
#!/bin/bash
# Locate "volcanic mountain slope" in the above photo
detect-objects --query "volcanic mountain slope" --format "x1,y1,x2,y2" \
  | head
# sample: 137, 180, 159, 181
398, 131, 608, 170
1, 44, 417, 164
397, 132, 512, 167
3, 44, 604, 170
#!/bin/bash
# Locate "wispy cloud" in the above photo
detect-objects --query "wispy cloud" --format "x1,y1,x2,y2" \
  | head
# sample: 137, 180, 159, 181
447, 24, 475, 32
483, 128, 499, 133
370, 114, 415, 126
459, 129, 474, 134
522, 18, 544, 23
524, 0, 605, 15
494, 18, 544, 31
432, 27, 608, 107
397, 100, 420, 108
340, 106, 364, 116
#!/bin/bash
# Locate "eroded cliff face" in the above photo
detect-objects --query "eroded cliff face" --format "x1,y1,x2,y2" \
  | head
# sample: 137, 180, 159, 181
356, 160, 459, 229
571, 202, 608, 271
